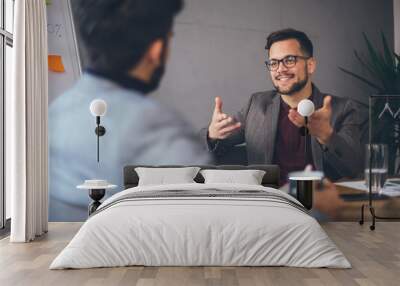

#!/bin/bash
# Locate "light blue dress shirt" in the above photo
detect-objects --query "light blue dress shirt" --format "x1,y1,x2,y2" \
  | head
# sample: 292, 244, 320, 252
49, 73, 212, 221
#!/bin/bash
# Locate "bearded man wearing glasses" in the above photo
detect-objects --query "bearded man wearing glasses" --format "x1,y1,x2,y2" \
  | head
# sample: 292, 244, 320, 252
202, 28, 366, 185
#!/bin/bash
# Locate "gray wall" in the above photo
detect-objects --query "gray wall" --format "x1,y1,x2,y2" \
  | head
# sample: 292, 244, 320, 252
149, 0, 393, 130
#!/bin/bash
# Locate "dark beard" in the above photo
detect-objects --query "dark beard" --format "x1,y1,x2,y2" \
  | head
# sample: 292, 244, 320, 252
143, 63, 165, 94
273, 73, 309, 96
141, 37, 168, 94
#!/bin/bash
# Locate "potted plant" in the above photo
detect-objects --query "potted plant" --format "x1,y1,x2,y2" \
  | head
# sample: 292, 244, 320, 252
339, 32, 400, 175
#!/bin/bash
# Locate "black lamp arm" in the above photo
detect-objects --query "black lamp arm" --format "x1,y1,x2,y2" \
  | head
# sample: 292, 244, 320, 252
94, 116, 106, 162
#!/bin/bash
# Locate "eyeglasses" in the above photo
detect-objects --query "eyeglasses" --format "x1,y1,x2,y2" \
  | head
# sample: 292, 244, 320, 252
265, 55, 310, 71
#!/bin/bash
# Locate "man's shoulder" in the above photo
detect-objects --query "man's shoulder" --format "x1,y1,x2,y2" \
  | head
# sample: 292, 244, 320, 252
249, 90, 278, 105
250, 90, 277, 99
50, 73, 159, 114
319, 91, 362, 109
313, 87, 367, 121
313, 85, 359, 108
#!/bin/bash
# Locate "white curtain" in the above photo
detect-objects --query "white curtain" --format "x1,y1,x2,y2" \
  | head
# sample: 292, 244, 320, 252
8, 0, 49, 242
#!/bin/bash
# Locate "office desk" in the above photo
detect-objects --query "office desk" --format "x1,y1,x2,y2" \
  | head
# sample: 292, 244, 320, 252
335, 181, 400, 221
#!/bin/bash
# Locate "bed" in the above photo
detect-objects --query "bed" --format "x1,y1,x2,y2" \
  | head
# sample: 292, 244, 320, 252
50, 165, 350, 269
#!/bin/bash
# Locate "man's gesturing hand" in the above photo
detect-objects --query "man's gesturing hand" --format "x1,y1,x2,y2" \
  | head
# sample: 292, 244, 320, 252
208, 97, 241, 140
288, 96, 333, 145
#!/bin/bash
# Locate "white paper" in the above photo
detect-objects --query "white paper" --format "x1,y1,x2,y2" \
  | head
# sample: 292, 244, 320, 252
335, 179, 400, 197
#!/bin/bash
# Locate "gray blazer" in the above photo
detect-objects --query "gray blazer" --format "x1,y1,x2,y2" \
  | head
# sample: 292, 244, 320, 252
202, 85, 367, 180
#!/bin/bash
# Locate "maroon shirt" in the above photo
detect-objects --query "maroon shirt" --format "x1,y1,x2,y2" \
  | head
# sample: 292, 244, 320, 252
273, 97, 314, 186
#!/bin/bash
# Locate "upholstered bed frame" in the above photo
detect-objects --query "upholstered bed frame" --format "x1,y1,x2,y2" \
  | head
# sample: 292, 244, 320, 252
123, 165, 280, 189
51, 164, 351, 269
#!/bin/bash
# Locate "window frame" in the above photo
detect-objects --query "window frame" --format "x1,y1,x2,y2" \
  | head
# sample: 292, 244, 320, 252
0, 0, 13, 230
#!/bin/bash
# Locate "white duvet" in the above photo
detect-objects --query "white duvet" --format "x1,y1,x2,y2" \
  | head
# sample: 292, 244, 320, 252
50, 183, 350, 269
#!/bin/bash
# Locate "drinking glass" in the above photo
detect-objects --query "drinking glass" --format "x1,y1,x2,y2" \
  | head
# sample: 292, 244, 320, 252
365, 144, 388, 193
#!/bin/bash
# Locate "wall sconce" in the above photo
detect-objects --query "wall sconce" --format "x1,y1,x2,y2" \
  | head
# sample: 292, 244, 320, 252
298, 99, 315, 159
90, 99, 107, 162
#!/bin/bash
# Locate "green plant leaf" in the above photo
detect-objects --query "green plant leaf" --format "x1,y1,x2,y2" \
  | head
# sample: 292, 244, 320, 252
395, 54, 400, 92
380, 32, 398, 91
362, 33, 395, 92
354, 51, 378, 78
381, 31, 395, 68
338, 67, 382, 91
394, 52, 400, 65
339, 32, 400, 94
362, 33, 384, 73
363, 33, 386, 87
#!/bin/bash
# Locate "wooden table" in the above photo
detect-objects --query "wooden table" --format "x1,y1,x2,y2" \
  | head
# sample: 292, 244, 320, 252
335, 181, 400, 221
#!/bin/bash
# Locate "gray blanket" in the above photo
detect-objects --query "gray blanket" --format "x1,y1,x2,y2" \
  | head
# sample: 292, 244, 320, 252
91, 189, 308, 217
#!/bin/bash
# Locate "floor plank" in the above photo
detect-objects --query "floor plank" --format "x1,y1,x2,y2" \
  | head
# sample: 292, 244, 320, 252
0, 222, 399, 286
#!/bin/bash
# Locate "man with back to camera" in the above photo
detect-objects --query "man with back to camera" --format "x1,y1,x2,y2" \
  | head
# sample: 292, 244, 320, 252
49, 0, 212, 221
203, 28, 366, 186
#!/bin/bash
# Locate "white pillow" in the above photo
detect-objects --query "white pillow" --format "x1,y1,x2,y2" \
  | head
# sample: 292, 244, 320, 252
135, 167, 201, 186
200, 169, 266, 185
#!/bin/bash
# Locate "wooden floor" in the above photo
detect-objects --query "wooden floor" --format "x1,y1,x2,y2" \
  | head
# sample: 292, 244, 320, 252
0, 222, 399, 286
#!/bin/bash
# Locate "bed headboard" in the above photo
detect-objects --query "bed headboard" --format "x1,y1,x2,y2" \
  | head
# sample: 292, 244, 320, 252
123, 165, 280, 189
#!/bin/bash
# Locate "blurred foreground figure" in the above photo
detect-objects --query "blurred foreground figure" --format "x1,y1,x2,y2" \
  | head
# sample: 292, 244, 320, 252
49, 0, 212, 221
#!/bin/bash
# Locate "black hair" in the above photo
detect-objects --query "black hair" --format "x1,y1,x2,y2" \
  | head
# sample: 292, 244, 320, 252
265, 28, 313, 57
72, 0, 183, 73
